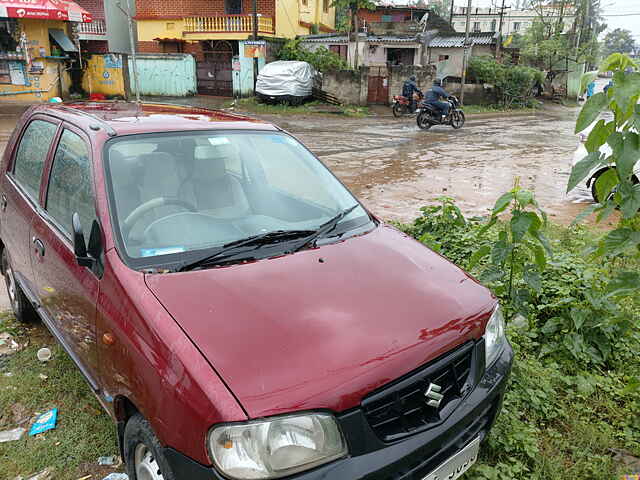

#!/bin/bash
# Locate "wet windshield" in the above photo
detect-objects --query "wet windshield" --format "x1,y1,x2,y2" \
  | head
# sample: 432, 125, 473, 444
105, 131, 371, 265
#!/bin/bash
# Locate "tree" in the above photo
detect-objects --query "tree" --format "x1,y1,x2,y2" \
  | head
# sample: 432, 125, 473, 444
330, 0, 376, 67
602, 28, 637, 57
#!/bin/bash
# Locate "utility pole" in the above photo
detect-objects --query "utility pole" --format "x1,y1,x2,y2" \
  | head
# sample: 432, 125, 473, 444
495, 0, 507, 60
449, 0, 455, 26
460, 0, 472, 105
253, 0, 259, 90
117, 0, 140, 103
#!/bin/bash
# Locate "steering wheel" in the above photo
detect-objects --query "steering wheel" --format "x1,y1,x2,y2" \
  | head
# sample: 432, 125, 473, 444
123, 197, 198, 235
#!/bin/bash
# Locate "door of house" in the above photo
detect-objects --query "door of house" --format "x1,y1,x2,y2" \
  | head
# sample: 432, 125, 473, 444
197, 41, 234, 96
367, 67, 389, 104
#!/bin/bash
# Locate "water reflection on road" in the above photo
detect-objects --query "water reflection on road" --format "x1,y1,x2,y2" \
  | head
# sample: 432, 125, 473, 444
269, 105, 595, 225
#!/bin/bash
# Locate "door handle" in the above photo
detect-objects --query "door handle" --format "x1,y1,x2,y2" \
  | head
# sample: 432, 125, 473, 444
1, 194, 7, 212
33, 238, 45, 257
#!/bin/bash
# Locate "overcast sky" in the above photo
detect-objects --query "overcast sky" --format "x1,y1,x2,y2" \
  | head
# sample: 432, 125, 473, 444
452, 0, 640, 38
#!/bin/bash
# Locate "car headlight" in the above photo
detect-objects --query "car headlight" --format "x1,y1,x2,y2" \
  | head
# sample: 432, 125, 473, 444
208, 413, 347, 479
484, 305, 506, 367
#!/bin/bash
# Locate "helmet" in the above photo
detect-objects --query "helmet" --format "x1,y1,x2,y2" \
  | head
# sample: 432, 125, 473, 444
409, 75, 416, 82
433, 78, 442, 86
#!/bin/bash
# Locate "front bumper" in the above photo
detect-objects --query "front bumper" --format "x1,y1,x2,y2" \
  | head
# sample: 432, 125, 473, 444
164, 342, 514, 480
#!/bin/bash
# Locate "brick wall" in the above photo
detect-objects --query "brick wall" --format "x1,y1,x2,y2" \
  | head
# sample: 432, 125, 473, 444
138, 40, 205, 60
80, 39, 109, 54
136, 0, 274, 19
76, 0, 105, 19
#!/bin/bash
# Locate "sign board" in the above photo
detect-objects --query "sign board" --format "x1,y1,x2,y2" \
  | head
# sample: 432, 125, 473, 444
244, 41, 266, 59
8, 61, 26, 85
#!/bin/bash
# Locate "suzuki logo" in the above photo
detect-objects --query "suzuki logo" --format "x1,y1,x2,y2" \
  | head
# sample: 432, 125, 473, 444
424, 383, 443, 408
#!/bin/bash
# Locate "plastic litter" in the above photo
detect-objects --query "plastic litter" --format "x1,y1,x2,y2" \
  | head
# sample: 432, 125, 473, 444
37, 348, 52, 362
39, 374, 48, 381
25, 469, 52, 480
29, 409, 58, 436
0, 332, 21, 356
0, 427, 26, 443
98, 456, 116, 466
102, 474, 128, 480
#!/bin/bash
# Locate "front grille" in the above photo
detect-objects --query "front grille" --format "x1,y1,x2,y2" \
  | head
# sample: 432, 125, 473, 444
362, 342, 477, 442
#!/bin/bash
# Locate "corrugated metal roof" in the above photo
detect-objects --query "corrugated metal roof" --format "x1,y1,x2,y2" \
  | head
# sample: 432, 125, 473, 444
429, 32, 497, 48
368, 36, 420, 44
301, 35, 419, 45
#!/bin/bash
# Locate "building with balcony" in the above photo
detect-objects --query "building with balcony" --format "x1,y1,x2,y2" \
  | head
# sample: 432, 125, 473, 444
135, 0, 336, 96
450, 5, 575, 36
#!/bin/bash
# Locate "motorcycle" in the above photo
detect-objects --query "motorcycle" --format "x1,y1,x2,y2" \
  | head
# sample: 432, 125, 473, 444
392, 92, 423, 117
416, 95, 465, 130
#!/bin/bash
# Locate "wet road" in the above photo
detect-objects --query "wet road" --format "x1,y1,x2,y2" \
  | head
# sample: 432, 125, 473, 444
260, 104, 592, 224
0, 102, 593, 227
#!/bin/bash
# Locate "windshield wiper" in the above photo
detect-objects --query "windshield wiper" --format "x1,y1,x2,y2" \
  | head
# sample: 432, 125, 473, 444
293, 204, 360, 253
177, 229, 315, 272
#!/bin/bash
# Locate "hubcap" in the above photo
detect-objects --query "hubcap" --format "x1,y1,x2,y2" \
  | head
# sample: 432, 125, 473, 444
135, 444, 165, 480
5, 266, 17, 310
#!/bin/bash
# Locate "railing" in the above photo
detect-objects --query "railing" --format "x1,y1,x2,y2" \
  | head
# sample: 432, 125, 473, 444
184, 15, 274, 34
77, 19, 106, 36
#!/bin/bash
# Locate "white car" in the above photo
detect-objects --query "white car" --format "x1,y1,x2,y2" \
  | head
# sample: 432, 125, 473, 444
573, 126, 640, 203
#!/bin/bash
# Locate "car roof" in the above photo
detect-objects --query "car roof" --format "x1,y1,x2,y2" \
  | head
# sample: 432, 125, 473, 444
33, 101, 278, 137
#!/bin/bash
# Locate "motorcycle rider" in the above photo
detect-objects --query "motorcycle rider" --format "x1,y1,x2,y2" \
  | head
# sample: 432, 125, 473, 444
425, 78, 451, 121
402, 75, 422, 112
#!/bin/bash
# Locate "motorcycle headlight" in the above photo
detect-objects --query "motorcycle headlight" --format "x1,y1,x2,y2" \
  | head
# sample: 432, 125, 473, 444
208, 413, 347, 479
484, 305, 506, 367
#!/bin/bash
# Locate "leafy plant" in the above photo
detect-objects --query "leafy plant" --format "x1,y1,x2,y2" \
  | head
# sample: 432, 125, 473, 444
278, 39, 350, 72
570, 52, 640, 299
470, 178, 550, 313
467, 56, 545, 107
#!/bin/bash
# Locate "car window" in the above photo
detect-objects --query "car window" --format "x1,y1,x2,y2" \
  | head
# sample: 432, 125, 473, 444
46, 129, 96, 244
106, 131, 370, 263
13, 119, 58, 201
249, 135, 337, 208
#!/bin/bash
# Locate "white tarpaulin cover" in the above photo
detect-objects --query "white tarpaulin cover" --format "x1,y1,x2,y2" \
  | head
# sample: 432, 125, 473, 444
256, 61, 316, 97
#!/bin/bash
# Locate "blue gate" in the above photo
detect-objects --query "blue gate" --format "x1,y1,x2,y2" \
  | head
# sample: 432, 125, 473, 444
129, 54, 197, 97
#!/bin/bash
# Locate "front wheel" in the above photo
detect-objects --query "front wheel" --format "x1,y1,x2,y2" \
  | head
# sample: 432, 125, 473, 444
451, 110, 465, 129
124, 414, 176, 480
392, 103, 407, 117
417, 112, 432, 130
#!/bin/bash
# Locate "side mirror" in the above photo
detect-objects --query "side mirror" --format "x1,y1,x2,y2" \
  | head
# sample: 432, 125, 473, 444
72, 212, 94, 268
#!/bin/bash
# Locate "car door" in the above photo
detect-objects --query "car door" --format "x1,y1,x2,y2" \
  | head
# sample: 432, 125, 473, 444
1, 116, 60, 300
30, 124, 101, 390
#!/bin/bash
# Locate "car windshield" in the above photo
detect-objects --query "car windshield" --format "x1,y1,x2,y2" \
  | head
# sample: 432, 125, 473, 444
105, 131, 371, 265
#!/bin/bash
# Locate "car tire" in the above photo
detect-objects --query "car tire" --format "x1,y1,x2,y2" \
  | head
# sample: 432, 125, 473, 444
2, 249, 37, 323
124, 413, 176, 480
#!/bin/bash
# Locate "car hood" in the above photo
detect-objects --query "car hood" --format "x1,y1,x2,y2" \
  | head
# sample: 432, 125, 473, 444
145, 225, 495, 419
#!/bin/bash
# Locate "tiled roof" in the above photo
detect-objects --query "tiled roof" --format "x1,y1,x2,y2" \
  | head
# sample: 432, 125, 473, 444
429, 32, 497, 48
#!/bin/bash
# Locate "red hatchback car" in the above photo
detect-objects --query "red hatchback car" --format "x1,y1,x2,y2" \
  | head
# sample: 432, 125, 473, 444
0, 102, 512, 480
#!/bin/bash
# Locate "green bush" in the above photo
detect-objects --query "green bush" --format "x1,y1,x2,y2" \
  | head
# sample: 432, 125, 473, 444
398, 201, 640, 479
278, 39, 350, 72
467, 56, 545, 107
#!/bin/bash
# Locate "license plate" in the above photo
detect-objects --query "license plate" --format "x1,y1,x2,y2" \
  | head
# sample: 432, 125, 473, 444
422, 436, 480, 480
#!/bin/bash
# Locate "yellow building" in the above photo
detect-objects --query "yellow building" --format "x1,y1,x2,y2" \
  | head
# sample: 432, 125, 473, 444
0, 2, 92, 102
135, 0, 335, 96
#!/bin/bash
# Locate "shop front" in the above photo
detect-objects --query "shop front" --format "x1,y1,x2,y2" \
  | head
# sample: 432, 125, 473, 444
0, 0, 92, 102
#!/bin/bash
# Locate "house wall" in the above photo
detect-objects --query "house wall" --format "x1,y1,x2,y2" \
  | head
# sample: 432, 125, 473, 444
444, 81, 496, 104
0, 19, 72, 103
321, 65, 435, 106
427, 44, 493, 81
451, 8, 574, 35
321, 68, 363, 104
